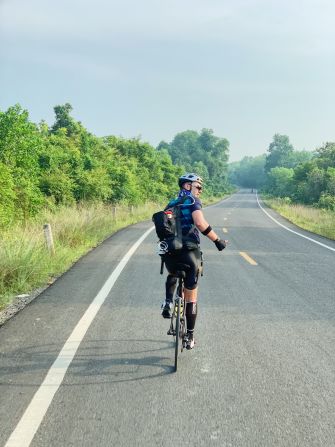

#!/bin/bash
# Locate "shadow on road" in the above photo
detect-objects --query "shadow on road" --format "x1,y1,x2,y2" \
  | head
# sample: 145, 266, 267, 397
0, 338, 177, 387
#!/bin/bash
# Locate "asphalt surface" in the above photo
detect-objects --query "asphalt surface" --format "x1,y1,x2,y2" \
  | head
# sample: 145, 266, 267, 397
1, 191, 335, 447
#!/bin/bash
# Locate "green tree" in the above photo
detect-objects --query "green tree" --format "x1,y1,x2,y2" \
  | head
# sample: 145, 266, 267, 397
267, 167, 294, 197
285, 150, 313, 168
315, 142, 335, 169
0, 162, 16, 227
289, 142, 335, 205
325, 167, 335, 195
167, 130, 199, 167
156, 140, 170, 152
0, 105, 44, 221
51, 103, 80, 136
158, 128, 230, 195
0, 105, 42, 172
105, 135, 183, 203
155, 149, 183, 199
75, 167, 111, 202
305, 167, 326, 203
39, 128, 81, 205
265, 134, 294, 172
39, 169, 76, 205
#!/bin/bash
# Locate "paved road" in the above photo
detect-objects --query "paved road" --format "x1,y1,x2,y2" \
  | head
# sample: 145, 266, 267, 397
1, 192, 335, 447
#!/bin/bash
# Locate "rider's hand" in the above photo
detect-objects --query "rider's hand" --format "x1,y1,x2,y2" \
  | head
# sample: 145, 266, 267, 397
214, 238, 227, 251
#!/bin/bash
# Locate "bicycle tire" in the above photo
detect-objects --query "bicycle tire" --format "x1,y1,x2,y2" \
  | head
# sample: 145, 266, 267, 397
174, 296, 181, 372
180, 299, 186, 352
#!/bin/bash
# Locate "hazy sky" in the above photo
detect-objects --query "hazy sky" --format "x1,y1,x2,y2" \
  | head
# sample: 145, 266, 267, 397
1, 0, 334, 161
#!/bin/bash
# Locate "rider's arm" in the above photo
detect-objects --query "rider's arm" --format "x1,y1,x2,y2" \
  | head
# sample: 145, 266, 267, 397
192, 210, 220, 242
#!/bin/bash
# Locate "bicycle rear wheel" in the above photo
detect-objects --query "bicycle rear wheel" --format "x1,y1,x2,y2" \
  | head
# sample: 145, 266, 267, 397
174, 296, 181, 372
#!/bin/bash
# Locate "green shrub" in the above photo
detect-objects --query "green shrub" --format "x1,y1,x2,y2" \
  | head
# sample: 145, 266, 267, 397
318, 193, 335, 210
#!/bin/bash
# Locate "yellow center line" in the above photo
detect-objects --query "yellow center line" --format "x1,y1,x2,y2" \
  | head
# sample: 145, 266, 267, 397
222, 228, 228, 233
239, 252, 258, 266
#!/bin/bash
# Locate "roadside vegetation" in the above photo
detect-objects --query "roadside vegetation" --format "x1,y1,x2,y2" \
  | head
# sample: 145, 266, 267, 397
0, 103, 232, 309
261, 197, 335, 240
229, 134, 335, 239
0, 203, 160, 309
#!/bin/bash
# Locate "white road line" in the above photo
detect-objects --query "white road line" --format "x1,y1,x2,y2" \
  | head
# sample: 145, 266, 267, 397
5, 226, 155, 447
256, 193, 335, 253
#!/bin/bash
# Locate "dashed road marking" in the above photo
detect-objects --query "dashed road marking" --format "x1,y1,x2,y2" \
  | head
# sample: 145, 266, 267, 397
239, 252, 258, 265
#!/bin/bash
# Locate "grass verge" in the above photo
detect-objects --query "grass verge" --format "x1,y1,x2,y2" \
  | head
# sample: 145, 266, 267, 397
0, 194, 230, 311
261, 197, 335, 240
0, 202, 160, 310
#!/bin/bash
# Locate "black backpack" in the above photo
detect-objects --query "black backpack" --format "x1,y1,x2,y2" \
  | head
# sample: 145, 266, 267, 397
152, 198, 186, 254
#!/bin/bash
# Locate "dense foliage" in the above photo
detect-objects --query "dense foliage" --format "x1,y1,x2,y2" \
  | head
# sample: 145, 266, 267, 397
228, 134, 335, 210
0, 104, 231, 229
157, 128, 230, 196
0, 104, 185, 228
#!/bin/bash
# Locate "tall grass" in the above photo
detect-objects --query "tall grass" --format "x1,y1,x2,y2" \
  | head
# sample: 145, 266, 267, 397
262, 197, 335, 240
0, 195, 229, 310
0, 202, 160, 309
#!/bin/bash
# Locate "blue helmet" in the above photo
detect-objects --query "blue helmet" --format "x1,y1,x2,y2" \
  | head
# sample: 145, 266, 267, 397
178, 173, 203, 188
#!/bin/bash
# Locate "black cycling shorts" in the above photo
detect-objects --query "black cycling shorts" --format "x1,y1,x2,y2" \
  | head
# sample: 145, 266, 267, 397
163, 247, 202, 290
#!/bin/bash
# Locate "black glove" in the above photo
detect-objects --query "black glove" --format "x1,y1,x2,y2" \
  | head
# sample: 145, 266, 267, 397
214, 238, 226, 251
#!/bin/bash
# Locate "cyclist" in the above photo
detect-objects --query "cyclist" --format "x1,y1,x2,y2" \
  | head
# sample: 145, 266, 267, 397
161, 173, 227, 349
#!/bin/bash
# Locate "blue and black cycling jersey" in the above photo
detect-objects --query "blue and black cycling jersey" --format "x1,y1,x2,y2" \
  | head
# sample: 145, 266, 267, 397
165, 190, 202, 244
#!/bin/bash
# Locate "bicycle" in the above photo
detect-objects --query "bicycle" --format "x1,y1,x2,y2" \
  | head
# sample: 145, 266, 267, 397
166, 263, 189, 372
159, 244, 204, 372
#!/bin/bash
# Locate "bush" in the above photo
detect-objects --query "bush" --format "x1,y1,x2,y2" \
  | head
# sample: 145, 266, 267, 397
318, 193, 335, 210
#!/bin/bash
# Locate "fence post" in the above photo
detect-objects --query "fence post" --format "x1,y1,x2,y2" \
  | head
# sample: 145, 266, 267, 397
43, 223, 55, 255
129, 205, 134, 215
112, 206, 117, 220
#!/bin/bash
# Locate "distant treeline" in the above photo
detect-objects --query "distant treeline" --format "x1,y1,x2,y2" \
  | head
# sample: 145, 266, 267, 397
0, 103, 231, 228
229, 134, 335, 210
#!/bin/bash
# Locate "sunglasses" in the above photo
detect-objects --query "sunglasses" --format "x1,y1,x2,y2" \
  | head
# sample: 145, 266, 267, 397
193, 185, 202, 192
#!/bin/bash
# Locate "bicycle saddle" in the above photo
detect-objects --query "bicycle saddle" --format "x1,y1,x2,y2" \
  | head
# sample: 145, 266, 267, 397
172, 263, 190, 278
